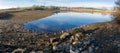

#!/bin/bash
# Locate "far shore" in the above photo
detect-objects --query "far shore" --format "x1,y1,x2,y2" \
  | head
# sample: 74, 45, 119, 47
60, 8, 115, 14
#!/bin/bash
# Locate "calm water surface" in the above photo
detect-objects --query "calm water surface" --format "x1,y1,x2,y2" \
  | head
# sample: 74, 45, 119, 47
24, 12, 112, 32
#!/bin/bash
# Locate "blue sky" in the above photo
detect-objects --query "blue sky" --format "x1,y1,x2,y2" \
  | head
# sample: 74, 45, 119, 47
0, 0, 116, 9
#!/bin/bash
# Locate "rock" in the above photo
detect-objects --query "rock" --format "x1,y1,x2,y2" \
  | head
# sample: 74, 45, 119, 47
81, 50, 89, 53
88, 46, 95, 53
83, 41, 90, 45
53, 45, 57, 50
70, 49, 79, 53
74, 28, 85, 33
36, 51, 43, 53
72, 41, 81, 45
30, 50, 36, 53
61, 30, 64, 33
70, 36, 75, 42
50, 38, 59, 43
12, 48, 24, 53
13, 24, 21, 29
0, 29, 3, 33
52, 42, 59, 46
60, 32, 70, 39
70, 45, 80, 53
75, 32, 83, 39
70, 32, 83, 42
118, 44, 120, 47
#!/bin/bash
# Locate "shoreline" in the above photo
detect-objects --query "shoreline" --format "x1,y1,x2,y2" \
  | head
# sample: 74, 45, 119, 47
60, 8, 115, 14
0, 10, 119, 53
0, 21, 119, 53
0, 10, 54, 26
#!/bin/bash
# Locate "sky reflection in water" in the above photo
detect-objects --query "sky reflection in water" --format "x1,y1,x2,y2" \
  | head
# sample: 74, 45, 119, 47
24, 12, 112, 32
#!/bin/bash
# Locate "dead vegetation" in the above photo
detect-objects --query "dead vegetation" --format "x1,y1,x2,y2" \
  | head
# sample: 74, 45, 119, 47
114, 0, 120, 24
0, 10, 53, 25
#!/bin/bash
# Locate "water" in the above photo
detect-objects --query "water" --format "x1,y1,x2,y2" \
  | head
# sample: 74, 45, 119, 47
24, 12, 112, 32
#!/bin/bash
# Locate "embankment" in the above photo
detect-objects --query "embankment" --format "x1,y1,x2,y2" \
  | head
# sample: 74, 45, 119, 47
0, 10, 53, 25
60, 8, 115, 14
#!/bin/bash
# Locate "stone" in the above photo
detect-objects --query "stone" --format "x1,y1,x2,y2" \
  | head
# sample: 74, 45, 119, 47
30, 50, 36, 53
36, 51, 43, 53
70, 48, 79, 53
75, 32, 83, 38
74, 36, 79, 41
52, 42, 59, 46
53, 45, 57, 50
70, 36, 75, 42
12, 48, 24, 53
74, 28, 85, 33
0, 29, 3, 33
81, 50, 89, 53
88, 46, 95, 53
50, 38, 59, 43
60, 32, 70, 39
72, 32, 83, 41
118, 44, 120, 47
13, 24, 21, 29
83, 41, 90, 45
72, 41, 81, 45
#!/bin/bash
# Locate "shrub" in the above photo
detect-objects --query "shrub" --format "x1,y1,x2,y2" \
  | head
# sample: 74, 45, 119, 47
114, 0, 120, 24
0, 12, 9, 18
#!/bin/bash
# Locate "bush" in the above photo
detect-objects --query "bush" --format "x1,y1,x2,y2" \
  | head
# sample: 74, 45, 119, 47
19, 6, 46, 11
114, 7, 120, 23
114, 0, 120, 24
0, 12, 9, 18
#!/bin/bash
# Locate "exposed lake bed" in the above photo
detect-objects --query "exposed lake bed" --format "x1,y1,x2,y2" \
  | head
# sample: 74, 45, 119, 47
0, 10, 119, 53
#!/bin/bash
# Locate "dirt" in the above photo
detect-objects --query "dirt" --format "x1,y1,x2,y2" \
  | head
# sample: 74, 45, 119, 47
0, 10, 119, 53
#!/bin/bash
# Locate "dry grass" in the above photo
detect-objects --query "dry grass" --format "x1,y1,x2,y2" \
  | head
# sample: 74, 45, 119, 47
10, 10, 53, 23
0, 10, 53, 26
60, 8, 115, 14
114, 7, 120, 23
0, 12, 8, 18
0, 10, 53, 27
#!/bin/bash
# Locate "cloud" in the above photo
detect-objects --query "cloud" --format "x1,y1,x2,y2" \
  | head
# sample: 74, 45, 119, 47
67, 2, 115, 8
0, 2, 17, 9
0, 0, 115, 9
0, 0, 37, 9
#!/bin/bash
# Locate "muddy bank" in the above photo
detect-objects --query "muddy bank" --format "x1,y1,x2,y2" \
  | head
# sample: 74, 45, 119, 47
0, 10, 119, 53
0, 21, 119, 53
0, 10, 53, 25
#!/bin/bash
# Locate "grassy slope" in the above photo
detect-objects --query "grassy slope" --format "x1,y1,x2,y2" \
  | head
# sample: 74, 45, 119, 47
0, 10, 53, 26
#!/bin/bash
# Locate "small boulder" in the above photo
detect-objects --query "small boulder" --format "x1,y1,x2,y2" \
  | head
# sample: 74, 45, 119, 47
74, 32, 83, 41
75, 32, 83, 39
12, 48, 24, 53
70, 36, 75, 42
13, 24, 21, 29
53, 46, 57, 50
36, 51, 43, 53
0, 29, 3, 33
72, 41, 81, 45
60, 32, 70, 39
50, 38, 59, 43
30, 50, 36, 53
52, 42, 59, 46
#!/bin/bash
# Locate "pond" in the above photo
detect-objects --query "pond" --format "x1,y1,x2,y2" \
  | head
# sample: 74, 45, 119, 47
24, 12, 112, 32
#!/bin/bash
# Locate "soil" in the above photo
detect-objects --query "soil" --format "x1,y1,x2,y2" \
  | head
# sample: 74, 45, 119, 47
0, 10, 119, 53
